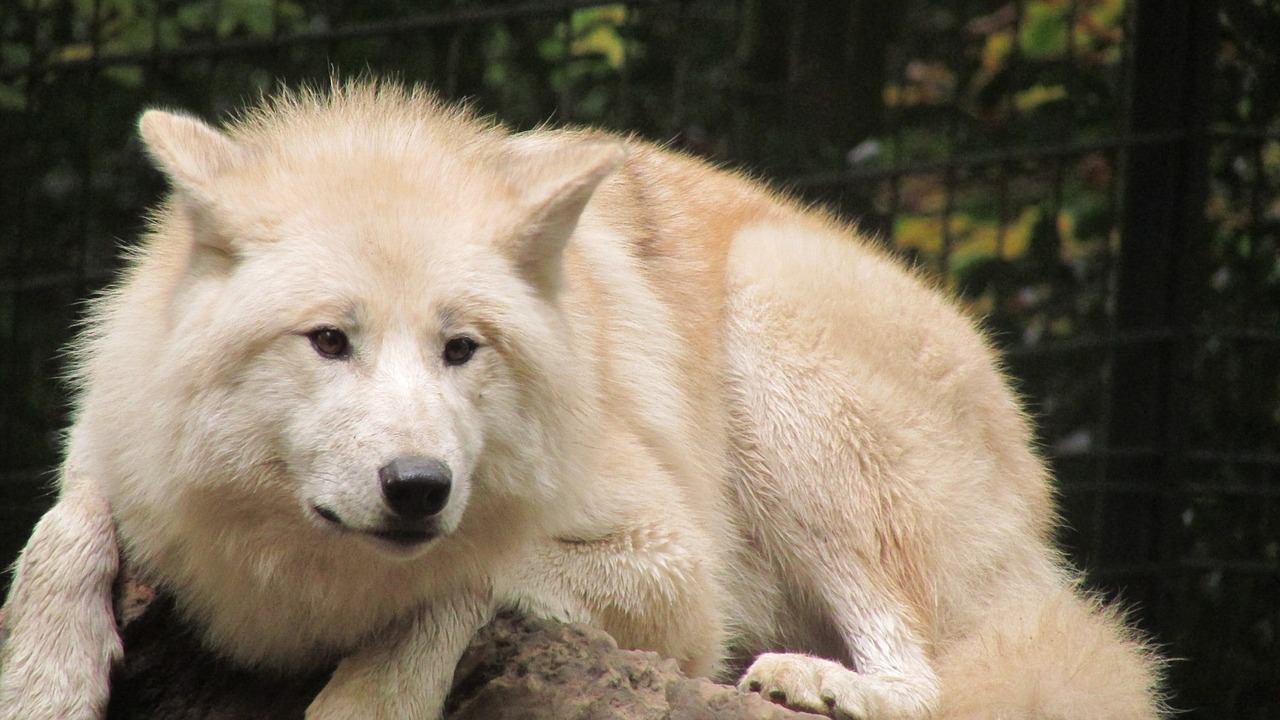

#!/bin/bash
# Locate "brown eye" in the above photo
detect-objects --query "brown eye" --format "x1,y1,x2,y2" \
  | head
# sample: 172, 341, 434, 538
307, 327, 350, 359
443, 336, 477, 366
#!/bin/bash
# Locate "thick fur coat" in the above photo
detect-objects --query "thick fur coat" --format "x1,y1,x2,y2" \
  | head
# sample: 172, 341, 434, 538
0, 81, 1163, 719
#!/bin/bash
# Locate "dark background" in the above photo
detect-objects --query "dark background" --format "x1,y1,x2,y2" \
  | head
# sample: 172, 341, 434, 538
1, 1, 1276, 717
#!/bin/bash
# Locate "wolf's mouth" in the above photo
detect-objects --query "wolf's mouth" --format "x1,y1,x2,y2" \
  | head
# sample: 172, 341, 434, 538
313, 505, 343, 525
311, 503, 438, 549
368, 528, 436, 547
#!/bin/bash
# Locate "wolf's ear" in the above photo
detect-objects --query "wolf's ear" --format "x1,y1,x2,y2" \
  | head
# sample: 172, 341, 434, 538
139, 110, 248, 262
506, 140, 626, 295
138, 110, 242, 197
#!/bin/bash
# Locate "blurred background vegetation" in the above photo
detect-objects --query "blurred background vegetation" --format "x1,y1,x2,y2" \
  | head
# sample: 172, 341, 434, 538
1, 1, 1277, 717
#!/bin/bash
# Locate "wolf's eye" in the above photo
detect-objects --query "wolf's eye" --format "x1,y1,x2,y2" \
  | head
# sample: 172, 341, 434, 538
307, 327, 350, 359
443, 336, 478, 366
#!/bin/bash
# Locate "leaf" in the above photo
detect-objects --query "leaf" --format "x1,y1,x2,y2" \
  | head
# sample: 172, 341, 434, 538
570, 5, 627, 68
1020, 1, 1070, 59
982, 30, 1014, 72
0, 84, 27, 111
1014, 84, 1068, 112
224, 0, 276, 37
176, 2, 213, 32
103, 65, 143, 89
538, 34, 567, 62
55, 44, 94, 62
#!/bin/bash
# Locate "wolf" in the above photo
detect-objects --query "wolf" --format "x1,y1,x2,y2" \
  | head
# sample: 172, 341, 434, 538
0, 80, 1162, 719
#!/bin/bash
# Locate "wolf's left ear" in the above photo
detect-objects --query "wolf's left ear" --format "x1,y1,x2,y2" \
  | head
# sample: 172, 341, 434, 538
138, 110, 243, 199
506, 140, 626, 295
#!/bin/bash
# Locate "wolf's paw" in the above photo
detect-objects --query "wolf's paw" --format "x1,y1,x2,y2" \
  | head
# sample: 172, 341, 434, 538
738, 653, 934, 720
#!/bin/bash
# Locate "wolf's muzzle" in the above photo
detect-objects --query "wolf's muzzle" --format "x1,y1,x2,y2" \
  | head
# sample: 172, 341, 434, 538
378, 456, 452, 520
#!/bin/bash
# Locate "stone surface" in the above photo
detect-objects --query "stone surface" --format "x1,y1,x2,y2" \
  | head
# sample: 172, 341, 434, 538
445, 613, 812, 720
1, 581, 817, 720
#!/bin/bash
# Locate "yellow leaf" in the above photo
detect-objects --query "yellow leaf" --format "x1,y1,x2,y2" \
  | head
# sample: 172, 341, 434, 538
1014, 84, 1068, 112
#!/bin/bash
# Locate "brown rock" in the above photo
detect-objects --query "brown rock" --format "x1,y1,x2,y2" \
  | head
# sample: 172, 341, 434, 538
446, 613, 812, 720
3, 583, 817, 720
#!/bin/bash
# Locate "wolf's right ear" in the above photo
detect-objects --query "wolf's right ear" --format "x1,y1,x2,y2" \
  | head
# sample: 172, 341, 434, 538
504, 140, 626, 296
138, 110, 242, 196
139, 111, 247, 261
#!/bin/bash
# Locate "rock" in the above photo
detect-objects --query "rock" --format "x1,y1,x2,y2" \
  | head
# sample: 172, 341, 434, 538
2, 581, 818, 720
445, 613, 811, 720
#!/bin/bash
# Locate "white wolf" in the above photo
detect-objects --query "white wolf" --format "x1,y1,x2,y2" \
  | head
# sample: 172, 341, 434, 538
0, 81, 1162, 719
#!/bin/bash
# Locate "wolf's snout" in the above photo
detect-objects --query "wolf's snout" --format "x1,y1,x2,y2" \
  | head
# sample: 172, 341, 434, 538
379, 456, 452, 520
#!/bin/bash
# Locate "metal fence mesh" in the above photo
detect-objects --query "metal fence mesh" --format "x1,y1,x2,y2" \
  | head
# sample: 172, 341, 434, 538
1, 1, 1276, 716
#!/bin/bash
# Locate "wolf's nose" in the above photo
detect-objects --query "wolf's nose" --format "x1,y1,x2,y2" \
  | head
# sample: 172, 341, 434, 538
378, 456, 452, 520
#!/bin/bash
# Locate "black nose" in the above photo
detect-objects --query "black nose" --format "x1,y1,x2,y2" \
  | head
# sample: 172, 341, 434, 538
378, 456, 452, 520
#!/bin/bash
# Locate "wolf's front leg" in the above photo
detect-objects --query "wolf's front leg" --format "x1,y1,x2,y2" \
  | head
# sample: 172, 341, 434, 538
501, 518, 729, 681
0, 486, 122, 720
306, 590, 492, 720
737, 579, 939, 720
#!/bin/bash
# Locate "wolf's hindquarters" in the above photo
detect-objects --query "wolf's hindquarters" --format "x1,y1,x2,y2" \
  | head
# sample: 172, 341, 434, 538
934, 587, 1165, 720
721, 217, 1164, 719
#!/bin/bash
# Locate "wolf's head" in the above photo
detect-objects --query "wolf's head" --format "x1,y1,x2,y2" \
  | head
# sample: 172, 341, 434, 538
110, 83, 623, 560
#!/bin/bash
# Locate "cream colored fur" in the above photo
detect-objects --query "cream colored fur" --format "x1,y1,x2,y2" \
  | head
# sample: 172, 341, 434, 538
0, 80, 1164, 719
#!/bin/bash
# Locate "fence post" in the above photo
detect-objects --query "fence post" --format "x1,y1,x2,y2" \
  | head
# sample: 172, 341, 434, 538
1105, 0, 1215, 637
